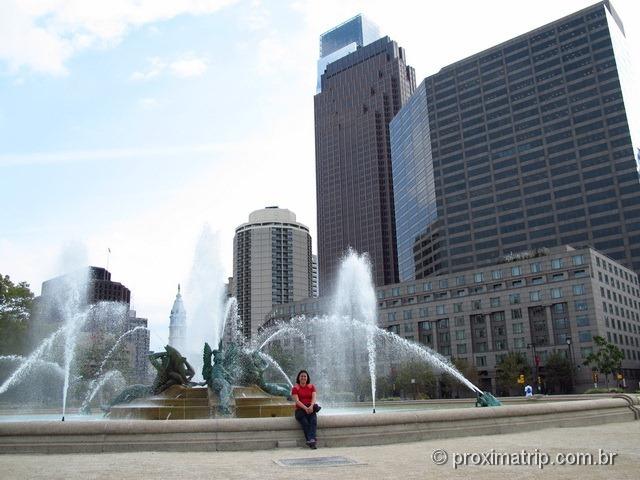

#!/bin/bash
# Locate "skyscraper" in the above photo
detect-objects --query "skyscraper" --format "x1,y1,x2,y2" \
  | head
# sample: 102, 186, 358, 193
391, 1, 640, 281
316, 14, 381, 92
233, 207, 313, 340
315, 24, 416, 294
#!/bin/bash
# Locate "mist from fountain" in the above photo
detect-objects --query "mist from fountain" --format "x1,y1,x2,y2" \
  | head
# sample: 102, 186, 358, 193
0, 328, 65, 395
256, 351, 294, 389
80, 370, 126, 413
185, 225, 227, 379
330, 249, 378, 411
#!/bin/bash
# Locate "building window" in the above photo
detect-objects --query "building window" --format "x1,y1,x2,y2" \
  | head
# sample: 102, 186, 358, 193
454, 303, 463, 313
472, 299, 482, 310
513, 323, 523, 334
436, 305, 446, 315
492, 270, 503, 279
575, 301, 588, 311
490, 297, 501, 307
576, 315, 590, 326
418, 321, 432, 331
457, 344, 467, 354
551, 287, 563, 299
551, 258, 564, 269
530, 291, 542, 301
509, 294, 521, 304
511, 266, 523, 276
423, 281, 432, 292
454, 316, 465, 327
474, 272, 484, 283
572, 255, 585, 266
514, 337, 525, 348
407, 285, 416, 294
391, 287, 400, 296
530, 262, 542, 273
455, 330, 466, 340
403, 310, 413, 320
439, 278, 449, 289
476, 356, 487, 367
511, 308, 522, 319
387, 312, 397, 321
531, 276, 545, 285
573, 284, 585, 295
580, 346, 593, 358
456, 275, 466, 286
579, 331, 592, 343
419, 307, 428, 317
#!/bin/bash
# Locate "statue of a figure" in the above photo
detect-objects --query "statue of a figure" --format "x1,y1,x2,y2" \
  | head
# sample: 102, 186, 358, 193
238, 350, 290, 398
103, 345, 194, 414
150, 345, 195, 395
203, 342, 234, 415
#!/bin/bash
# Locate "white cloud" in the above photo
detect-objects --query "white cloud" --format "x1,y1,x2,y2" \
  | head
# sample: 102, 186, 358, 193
169, 55, 208, 78
131, 54, 207, 81
0, 143, 232, 166
0, 0, 237, 75
138, 97, 160, 109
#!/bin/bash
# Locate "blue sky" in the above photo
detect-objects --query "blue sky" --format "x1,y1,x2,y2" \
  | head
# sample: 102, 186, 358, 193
1, 0, 638, 349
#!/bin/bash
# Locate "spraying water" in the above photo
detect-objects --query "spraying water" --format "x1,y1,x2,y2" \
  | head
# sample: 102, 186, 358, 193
0, 328, 65, 395
185, 225, 226, 378
80, 370, 125, 413
257, 351, 293, 388
95, 326, 149, 379
331, 249, 378, 412
257, 326, 306, 352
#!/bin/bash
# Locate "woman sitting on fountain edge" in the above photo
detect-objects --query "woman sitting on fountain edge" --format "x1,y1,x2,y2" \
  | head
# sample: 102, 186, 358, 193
291, 370, 320, 449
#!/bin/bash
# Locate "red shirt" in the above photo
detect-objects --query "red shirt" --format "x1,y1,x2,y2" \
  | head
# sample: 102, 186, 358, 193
291, 383, 315, 410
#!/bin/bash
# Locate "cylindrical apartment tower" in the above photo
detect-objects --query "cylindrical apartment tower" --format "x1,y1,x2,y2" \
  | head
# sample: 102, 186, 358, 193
233, 207, 313, 340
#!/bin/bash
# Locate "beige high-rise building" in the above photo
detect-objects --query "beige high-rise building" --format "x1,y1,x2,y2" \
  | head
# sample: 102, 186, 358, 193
233, 207, 313, 340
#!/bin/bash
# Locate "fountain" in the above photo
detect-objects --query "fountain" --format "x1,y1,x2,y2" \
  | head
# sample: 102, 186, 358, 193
3, 246, 640, 454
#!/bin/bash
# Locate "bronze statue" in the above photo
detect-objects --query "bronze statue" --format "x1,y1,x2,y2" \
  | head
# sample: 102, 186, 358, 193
150, 344, 196, 395
203, 342, 234, 414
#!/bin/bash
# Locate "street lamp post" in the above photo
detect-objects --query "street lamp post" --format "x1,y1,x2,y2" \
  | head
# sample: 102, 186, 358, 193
527, 342, 538, 392
566, 337, 574, 393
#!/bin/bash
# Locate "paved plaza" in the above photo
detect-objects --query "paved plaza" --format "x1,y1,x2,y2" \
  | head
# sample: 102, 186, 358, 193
1, 421, 638, 480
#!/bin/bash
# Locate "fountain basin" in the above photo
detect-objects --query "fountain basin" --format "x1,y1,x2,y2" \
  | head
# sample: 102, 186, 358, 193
107, 385, 293, 420
0, 394, 636, 454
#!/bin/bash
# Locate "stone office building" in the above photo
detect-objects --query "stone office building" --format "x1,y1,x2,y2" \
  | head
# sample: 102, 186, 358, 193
268, 246, 640, 394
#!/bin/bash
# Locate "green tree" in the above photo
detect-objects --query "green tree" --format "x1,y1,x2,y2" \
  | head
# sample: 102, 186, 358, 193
544, 352, 572, 394
583, 336, 624, 387
441, 357, 480, 398
0, 274, 34, 356
496, 352, 531, 396
392, 361, 436, 399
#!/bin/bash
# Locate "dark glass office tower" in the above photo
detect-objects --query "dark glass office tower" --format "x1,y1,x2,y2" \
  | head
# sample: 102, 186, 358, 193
391, 1, 640, 280
315, 35, 415, 293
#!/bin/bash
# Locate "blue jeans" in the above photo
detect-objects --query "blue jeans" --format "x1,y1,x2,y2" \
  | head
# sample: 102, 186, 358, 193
294, 409, 317, 442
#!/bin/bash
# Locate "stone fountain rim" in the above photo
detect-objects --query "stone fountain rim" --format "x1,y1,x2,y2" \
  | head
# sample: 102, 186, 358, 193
0, 395, 637, 436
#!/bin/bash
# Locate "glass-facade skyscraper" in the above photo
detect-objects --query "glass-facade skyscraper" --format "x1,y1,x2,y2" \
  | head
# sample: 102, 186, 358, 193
315, 33, 415, 294
316, 15, 381, 92
391, 0, 640, 281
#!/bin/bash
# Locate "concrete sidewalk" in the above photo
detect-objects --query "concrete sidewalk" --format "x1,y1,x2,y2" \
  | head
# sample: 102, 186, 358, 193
1, 421, 638, 480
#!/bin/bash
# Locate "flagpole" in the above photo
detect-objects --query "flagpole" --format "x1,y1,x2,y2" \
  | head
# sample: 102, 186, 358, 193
106, 248, 111, 275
